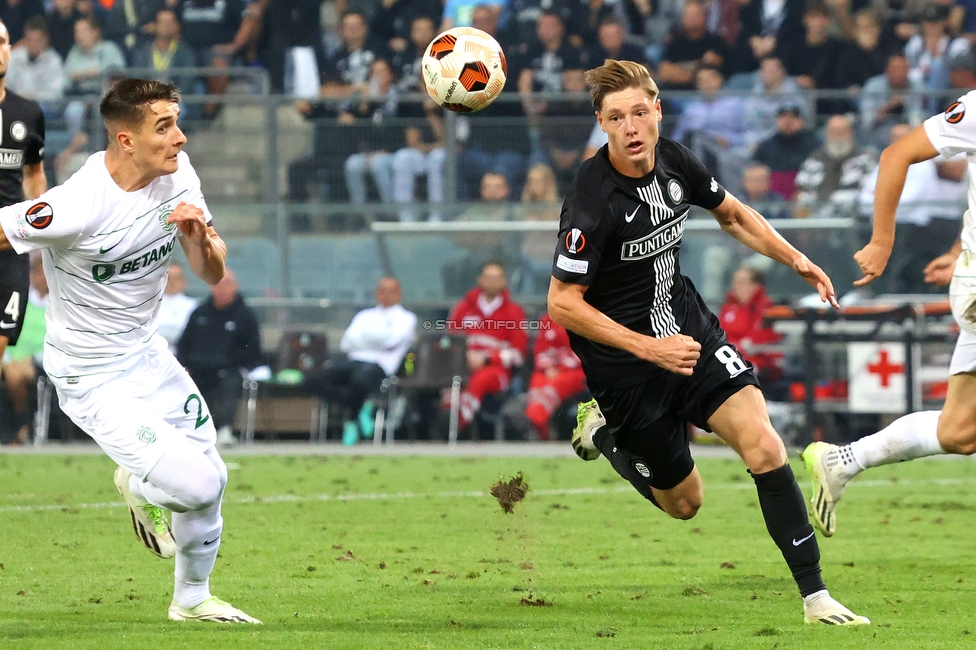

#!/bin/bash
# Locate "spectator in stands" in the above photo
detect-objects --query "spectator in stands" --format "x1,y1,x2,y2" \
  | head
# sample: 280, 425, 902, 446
731, 0, 803, 74
320, 10, 388, 99
131, 8, 197, 93
523, 313, 586, 440
392, 72, 445, 222
586, 15, 648, 67
178, 0, 248, 117
303, 277, 417, 445
252, 0, 325, 95
1, 252, 46, 445
6, 16, 65, 112
743, 55, 805, 153
392, 14, 435, 94
752, 103, 819, 200
157, 262, 197, 355
670, 64, 748, 194
441, 0, 506, 31
343, 57, 400, 208
447, 261, 528, 433
718, 265, 782, 381
59, 16, 127, 175
857, 122, 967, 294
860, 53, 924, 149
517, 10, 583, 97
0, 0, 44, 46
96, 0, 158, 55
514, 162, 560, 293
454, 5, 530, 199
949, 49, 976, 90
448, 172, 519, 294
658, 0, 729, 90
836, 8, 899, 90
794, 114, 876, 219
46, 0, 81, 61
741, 162, 788, 220
778, 1, 845, 112
177, 270, 263, 447
905, 2, 969, 98
536, 67, 593, 192
371, 0, 440, 54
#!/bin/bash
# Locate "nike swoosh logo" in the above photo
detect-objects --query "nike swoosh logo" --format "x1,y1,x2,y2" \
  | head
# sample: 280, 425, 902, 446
792, 531, 815, 546
99, 239, 125, 254
625, 207, 639, 222
0, 321, 15, 329
203, 536, 220, 545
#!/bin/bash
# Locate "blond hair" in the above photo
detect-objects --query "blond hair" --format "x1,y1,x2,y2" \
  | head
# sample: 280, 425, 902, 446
521, 163, 558, 203
585, 59, 659, 111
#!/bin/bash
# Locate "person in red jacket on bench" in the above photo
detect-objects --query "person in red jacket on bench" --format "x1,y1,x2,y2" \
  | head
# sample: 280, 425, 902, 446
718, 265, 783, 381
447, 262, 528, 430
525, 313, 587, 440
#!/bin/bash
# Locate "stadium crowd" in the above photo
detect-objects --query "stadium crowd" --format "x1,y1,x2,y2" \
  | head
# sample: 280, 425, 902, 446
4, 0, 975, 445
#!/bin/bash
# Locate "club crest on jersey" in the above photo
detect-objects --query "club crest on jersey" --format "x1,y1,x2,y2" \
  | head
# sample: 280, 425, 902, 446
25, 202, 53, 229
136, 426, 157, 444
946, 101, 966, 124
10, 121, 26, 141
667, 179, 683, 204
158, 207, 176, 232
566, 228, 586, 254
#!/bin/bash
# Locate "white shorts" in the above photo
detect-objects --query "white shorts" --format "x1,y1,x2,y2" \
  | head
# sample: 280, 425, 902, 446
950, 330, 976, 375
53, 339, 217, 478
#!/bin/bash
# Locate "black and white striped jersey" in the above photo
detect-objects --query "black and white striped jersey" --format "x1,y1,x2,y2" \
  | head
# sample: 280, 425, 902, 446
551, 139, 727, 389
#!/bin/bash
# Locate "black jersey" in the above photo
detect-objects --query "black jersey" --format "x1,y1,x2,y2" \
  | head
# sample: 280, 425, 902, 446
0, 91, 44, 208
551, 139, 727, 389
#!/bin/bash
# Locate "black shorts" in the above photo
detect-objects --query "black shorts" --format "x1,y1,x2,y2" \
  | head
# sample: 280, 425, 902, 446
0, 249, 29, 346
591, 338, 760, 490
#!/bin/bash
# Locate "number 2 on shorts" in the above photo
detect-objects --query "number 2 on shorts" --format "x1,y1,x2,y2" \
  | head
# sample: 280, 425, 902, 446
183, 393, 210, 429
714, 345, 748, 377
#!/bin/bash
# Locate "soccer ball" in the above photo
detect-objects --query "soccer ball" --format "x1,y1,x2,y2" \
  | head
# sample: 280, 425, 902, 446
421, 27, 507, 113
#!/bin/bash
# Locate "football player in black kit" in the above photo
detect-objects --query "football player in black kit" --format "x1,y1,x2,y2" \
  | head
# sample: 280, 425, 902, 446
548, 60, 868, 625
0, 19, 46, 363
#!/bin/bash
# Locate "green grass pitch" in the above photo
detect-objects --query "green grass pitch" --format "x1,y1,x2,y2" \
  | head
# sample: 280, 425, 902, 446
3, 451, 976, 649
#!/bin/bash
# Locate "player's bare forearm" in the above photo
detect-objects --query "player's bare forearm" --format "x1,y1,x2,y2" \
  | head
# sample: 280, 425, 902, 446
0, 222, 10, 251
548, 277, 700, 374
180, 228, 226, 285
712, 195, 839, 306
22, 163, 46, 200
711, 194, 797, 267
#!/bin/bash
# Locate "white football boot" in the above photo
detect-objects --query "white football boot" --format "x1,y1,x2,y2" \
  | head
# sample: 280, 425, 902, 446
168, 597, 262, 624
114, 466, 176, 558
572, 398, 605, 461
803, 590, 870, 625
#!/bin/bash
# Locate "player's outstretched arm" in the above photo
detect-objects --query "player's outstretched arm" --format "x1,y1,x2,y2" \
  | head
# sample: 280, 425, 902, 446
548, 277, 700, 375
709, 193, 840, 308
855, 125, 939, 286
0, 221, 10, 252
168, 201, 227, 285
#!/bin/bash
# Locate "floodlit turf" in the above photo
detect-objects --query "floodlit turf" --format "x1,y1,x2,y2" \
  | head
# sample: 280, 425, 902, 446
3, 452, 976, 649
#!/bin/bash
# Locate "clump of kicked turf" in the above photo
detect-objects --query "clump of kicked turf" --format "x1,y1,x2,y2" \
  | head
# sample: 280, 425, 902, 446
490, 473, 529, 514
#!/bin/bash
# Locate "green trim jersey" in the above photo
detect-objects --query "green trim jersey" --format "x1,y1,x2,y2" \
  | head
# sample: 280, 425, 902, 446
0, 151, 212, 383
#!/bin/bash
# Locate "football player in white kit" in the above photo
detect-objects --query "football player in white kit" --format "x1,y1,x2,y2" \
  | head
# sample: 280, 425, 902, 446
0, 79, 260, 623
802, 94, 976, 538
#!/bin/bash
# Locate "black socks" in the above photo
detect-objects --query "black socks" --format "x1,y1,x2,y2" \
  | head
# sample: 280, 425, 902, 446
752, 463, 826, 597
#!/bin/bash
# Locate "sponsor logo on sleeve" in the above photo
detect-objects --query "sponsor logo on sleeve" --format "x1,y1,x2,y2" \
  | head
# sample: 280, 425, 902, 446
565, 228, 586, 253
946, 101, 966, 125
710, 177, 719, 193
556, 254, 589, 274
25, 202, 53, 229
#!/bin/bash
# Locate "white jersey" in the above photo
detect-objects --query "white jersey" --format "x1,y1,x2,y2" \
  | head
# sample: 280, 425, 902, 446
923, 91, 976, 253
0, 150, 212, 384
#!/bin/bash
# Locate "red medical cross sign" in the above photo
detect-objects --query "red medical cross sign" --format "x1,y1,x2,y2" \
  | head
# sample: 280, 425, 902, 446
867, 350, 905, 388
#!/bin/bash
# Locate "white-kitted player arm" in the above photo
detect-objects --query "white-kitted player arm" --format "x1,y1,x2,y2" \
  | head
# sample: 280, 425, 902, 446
0, 183, 90, 253
855, 123, 940, 287
168, 201, 226, 286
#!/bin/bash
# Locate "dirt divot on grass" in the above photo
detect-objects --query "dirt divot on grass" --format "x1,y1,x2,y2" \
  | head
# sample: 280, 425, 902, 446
490, 473, 529, 514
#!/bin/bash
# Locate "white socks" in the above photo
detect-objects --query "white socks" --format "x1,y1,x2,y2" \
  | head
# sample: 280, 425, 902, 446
834, 410, 945, 482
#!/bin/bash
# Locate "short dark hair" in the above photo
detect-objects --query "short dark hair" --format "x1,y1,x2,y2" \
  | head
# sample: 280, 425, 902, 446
24, 15, 48, 36
100, 78, 181, 127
